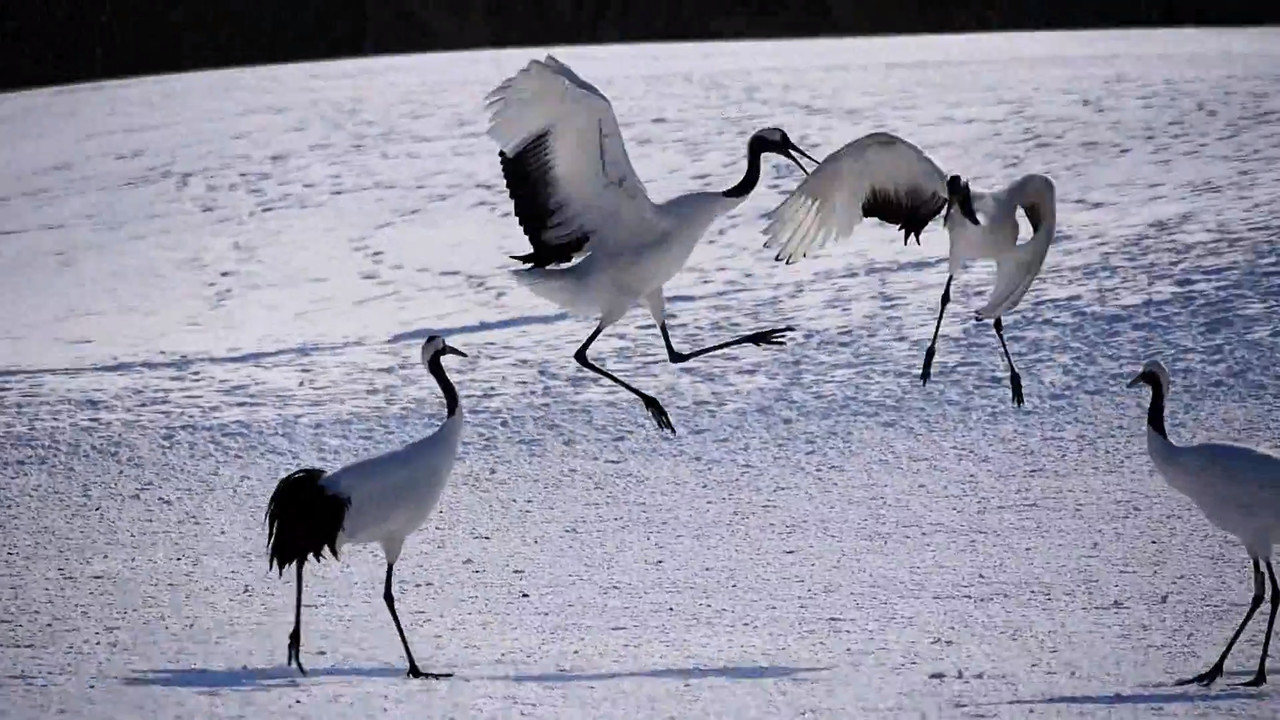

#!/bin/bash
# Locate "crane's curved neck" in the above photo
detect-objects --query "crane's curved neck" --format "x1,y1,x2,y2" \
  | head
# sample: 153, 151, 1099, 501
1145, 380, 1168, 440
1010, 174, 1058, 250
427, 355, 460, 418
722, 146, 763, 199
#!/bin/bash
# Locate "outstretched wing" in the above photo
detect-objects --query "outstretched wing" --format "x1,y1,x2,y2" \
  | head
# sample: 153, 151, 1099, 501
762, 132, 950, 264
485, 55, 666, 266
974, 174, 1056, 320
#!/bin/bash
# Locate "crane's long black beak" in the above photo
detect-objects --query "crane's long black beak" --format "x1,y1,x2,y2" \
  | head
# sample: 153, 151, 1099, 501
1126, 373, 1144, 388
784, 142, 819, 175
443, 344, 468, 358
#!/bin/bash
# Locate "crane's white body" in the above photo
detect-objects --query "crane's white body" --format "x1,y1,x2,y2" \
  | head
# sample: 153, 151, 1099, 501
515, 192, 743, 324
763, 132, 1058, 320
484, 56, 749, 326
321, 412, 463, 563
1143, 421, 1280, 558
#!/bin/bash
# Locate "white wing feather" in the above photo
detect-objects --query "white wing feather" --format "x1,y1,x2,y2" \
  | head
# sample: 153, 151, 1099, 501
485, 55, 666, 258
762, 132, 949, 264
974, 174, 1056, 319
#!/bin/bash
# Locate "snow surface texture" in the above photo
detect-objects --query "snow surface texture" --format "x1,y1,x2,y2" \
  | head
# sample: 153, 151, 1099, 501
3, 27, 1280, 719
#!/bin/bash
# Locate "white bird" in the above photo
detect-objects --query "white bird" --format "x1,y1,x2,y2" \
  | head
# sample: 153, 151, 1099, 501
485, 55, 817, 433
265, 335, 467, 678
760, 131, 1057, 407
1128, 359, 1280, 687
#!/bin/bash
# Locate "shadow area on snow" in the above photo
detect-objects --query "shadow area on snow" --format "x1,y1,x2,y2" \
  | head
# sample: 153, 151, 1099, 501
122, 665, 405, 690
491, 664, 833, 683
988, 674, 1268, 708
122, 663, 831, 690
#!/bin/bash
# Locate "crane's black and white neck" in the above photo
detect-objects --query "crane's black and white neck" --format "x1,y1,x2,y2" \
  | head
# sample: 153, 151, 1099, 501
422, 335, 464, 418
1126, 359, 1169, 440
722, 128, 816, 199
265, 334, 468, 679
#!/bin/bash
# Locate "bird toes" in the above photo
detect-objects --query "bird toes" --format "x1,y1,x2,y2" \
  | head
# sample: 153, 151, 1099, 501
408, 667, 454, 680
1174, 666, 1222, 687
642, 395, 676, 434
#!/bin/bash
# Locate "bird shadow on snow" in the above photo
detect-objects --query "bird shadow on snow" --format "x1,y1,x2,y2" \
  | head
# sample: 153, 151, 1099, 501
121, 665, 405, 691
121, 664, 831, 691
486, 664, 833, 683
990, 676, 1268, 708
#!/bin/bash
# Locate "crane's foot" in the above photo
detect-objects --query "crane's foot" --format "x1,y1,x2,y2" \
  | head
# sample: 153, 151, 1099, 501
407, 664, 454, 680
1173, 664, 1223, 687
1009, 369, 1024, 408
743, 326, 795, 347
642, 394, 676, 434
287, 627, 307, 676
920, 344, 937, 386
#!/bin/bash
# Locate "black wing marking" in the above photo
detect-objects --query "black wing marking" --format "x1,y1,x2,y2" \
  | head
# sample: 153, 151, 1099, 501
498, 131, 591, 267
862, 186, 948, 245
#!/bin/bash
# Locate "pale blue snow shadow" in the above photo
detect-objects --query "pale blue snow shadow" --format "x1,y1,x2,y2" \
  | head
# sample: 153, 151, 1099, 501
992, 688, 1265, 707
496, 664, 831, 683
387, 311, 569, 344
122, 665, 405, 691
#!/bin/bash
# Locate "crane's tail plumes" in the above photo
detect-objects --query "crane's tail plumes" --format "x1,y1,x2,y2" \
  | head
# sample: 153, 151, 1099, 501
265, 468, 351, 575
508, 265, 600, 317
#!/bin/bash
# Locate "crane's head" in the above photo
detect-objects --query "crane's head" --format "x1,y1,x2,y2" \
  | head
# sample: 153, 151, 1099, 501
750, 128, 818, 176
1127, 359, 1170, 393
943, 174, 981, 226
421, 335, 468, 366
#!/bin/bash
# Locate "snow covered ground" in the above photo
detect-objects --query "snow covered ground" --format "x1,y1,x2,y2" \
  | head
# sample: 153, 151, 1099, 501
3, 26, 1280, 718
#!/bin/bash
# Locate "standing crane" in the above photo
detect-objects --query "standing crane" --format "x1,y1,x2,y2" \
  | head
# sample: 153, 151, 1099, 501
265, 335, 467, 678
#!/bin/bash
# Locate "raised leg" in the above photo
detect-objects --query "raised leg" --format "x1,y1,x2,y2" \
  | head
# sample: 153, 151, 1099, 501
384, 562, 452, 680
920, 275, 952, 386
1236, 559, 1280, 687
646, 290, 793, 364
574, 322, 675, 434
993, 317, 1024, 407
1176, 558, 1265, 687
287, 561, 306, 676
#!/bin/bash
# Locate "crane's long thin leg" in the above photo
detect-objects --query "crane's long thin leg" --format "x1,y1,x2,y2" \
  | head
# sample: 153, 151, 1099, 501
1176, 558, 1264, 687
993, 317, 1024, 407
288, 561, 306, 676
920, 275, 952, 386
575, 323, 675, 434
645, 290, 793, 364
1237, 559, 1280, 687
384, 562, 451, 680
